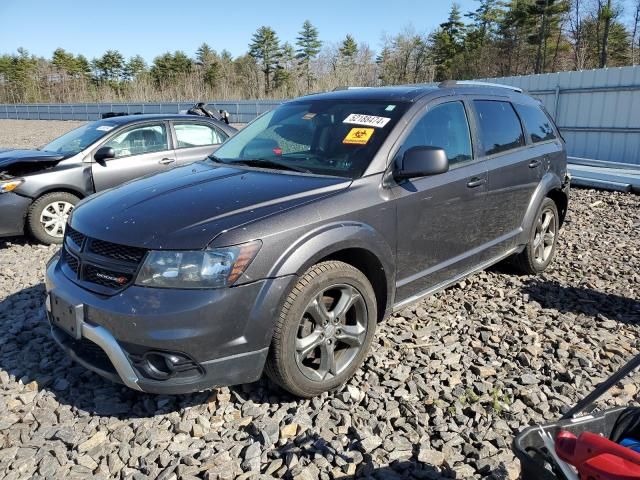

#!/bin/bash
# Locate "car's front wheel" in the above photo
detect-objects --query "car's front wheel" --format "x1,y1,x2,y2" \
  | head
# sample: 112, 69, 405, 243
265, 261, 377, 398
27, 192, 79, 245
514, 197, 559, 274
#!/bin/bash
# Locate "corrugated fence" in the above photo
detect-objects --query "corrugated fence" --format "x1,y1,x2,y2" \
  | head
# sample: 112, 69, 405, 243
0, 100, 282, 124
1, 66, 639, 165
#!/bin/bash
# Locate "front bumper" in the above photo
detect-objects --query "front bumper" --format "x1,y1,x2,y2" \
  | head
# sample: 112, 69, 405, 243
45, 254, 295, 394
0, 192, 31, 237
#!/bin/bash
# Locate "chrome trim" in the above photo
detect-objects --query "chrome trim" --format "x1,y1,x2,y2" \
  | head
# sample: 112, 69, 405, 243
81, 322, 142, 391
393, 247, 519, 312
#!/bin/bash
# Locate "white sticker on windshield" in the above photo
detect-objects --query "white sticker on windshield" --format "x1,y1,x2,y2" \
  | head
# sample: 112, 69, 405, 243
343, 113, 391, 128
96, 125, 114, 132
385, 105, 396, 111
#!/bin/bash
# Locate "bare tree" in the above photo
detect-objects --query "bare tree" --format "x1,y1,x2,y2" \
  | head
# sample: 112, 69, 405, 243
632, 0, 640, 65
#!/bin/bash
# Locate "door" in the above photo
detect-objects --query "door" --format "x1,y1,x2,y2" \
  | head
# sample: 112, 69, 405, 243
392, 100, 488, 303
473, 100, 542, 256
91, 122, 176, 191
172, 122, 229, 165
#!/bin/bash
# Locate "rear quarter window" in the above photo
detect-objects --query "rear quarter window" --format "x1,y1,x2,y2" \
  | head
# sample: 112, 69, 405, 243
473, 100, 524, 156
514, 103, 557, 143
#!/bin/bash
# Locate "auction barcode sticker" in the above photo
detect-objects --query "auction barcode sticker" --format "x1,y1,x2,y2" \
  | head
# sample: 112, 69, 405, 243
343, 113, 391, 128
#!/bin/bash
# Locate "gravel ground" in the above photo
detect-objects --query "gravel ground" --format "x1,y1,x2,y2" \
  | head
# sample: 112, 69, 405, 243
1, 120, 639, 479
0, 120, 86, 149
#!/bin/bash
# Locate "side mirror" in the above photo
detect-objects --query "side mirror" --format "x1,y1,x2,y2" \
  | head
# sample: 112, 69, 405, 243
94, 146, 115, 166
394, 146, 449, 180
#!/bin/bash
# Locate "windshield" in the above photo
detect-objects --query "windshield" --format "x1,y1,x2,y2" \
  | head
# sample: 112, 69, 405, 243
42, 121, 118, 155
212, 100, 409, 178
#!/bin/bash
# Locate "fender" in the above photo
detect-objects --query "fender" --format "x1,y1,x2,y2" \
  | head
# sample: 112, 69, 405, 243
268, 221, 396, 308
13, 163, 93, 199
517, 171, 564, 245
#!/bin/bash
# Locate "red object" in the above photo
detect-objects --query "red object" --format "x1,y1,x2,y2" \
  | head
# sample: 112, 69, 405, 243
556, 430, 640, 479
273, 147, 283, 156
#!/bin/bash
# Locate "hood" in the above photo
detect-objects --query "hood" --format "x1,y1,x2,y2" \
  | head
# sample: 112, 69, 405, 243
71, 161, 351, 250
0, 149, 66, 171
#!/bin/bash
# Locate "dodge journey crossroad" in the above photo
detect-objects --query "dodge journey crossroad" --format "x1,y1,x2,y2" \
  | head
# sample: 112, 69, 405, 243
45, 82, 570, 397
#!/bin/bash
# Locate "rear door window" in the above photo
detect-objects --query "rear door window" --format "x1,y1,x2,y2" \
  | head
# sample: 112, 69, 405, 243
473, 100, 525, 156
514, 104, 557, 143
397, 101, 473, 167
174, 123, 227, 148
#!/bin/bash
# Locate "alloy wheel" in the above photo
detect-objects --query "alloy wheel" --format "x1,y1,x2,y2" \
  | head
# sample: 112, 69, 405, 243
295, 283, 368, 382
532, 207, 556, 264
40, 201, 74, 238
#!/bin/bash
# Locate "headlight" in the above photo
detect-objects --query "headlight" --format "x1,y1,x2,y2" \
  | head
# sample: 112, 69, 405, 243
0, 179, 24, 193
135, 241, 261, 289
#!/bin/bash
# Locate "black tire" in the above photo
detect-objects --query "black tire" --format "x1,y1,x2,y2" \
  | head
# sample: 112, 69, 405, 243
265, 261, 377, 398
27, 192, 79, 245
513, 197, 559, 274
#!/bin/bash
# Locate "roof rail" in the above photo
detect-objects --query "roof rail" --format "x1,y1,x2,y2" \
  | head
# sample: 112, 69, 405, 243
438, 80, 523, 93
332, 86, 373, 91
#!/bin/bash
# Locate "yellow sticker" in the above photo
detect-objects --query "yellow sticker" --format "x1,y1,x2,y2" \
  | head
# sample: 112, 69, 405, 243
343, 127, 374, 145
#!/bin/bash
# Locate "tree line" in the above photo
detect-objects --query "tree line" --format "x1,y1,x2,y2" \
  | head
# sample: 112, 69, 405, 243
1, 0, 639, 104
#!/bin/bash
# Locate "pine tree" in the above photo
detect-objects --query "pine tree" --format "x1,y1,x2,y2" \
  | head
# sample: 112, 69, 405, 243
296, 20, 322, 89
124, 55, 147, 81
196, 43, 217, 66
339, 35, 358, 61
527, 0, 569, 73
431, 3, 466, 80
249, 26, 281, 94
93, 50, 125, 83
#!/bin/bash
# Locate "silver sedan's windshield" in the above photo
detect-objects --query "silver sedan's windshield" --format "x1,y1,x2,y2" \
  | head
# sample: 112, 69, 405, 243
212, 100, 409, 178
42, 121, 118, 155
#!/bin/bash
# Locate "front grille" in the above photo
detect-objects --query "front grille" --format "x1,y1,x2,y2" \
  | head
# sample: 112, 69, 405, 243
89, 239, 146, 263
84, 264, 134, 289
60, 227, 146, 294
62, 248, 79, 276
65, 225, 85, 248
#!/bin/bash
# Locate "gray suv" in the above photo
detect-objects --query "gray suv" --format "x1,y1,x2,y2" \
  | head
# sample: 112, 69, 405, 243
0, 114, 235, 244
44, 82, 570, 397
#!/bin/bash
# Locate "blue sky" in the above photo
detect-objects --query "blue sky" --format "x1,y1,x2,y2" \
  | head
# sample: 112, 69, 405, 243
0, 0, 479, 61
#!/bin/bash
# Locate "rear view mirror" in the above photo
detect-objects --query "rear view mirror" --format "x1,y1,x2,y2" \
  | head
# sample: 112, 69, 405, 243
94, 146, 115, 166
394, 146, 449, 180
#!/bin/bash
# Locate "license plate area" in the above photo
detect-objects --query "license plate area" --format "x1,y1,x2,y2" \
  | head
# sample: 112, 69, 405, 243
50, 293, 83, 340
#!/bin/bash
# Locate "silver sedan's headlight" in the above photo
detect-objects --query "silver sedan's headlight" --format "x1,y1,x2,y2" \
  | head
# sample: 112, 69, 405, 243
135, 241, 261, 289
0, 179, 24, 194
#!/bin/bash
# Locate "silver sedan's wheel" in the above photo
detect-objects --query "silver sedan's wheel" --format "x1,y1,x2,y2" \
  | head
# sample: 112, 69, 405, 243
265, 261, 377, 398
27, 192, 80, 245
39, 201, 74, 238
295, 284, 368, 382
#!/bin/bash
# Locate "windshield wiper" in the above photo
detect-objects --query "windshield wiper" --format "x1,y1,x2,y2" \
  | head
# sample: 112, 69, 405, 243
226, 158, 312, 173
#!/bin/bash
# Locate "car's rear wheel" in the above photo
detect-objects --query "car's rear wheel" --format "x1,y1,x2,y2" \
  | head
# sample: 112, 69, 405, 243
28, 192, 79, 245
514, 197, 559, 274
265, 261, 377, 398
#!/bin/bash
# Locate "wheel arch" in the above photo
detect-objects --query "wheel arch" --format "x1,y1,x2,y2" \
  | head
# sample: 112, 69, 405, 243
518, 172, 564, 244
266, 222, 396, 322
546, 187, 568, 227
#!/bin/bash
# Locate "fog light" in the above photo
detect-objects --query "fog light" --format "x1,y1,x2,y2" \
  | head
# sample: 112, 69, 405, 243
137, 351, 203, 381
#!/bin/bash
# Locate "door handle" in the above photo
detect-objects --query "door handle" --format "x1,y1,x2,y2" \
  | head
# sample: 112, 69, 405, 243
528, 159, 542, 168
158, 158, 175, 165
467, 177, 486, 188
